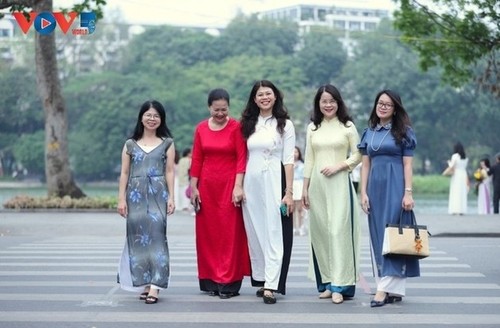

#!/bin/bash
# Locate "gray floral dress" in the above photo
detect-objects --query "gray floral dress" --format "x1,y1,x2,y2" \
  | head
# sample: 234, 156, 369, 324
118, 138, 173, 291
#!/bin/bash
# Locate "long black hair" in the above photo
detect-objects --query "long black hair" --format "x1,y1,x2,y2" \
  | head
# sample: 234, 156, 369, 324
130, 100, 173, 140
453, 142, 466, 159
480, 157, 491, 169
311, 84, 353, 130
240, 80, 289, 139
368, 89, 411, 145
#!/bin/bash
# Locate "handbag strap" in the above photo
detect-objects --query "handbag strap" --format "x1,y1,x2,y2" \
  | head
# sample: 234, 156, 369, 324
398, 210, 421, 238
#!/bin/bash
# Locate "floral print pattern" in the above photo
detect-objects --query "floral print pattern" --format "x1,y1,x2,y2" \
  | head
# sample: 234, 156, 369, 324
122, 138, 173, 288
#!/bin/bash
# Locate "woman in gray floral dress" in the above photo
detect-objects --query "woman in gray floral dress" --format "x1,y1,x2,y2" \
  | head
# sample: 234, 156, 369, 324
117, 100, 176, 304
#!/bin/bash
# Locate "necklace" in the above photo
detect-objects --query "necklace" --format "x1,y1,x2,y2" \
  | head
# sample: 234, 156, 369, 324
370, 128, 391, 151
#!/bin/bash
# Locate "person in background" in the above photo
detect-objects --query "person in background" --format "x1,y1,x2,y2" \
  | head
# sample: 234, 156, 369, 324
189, 88, 250, 299
358, 89, 418, 307
177, 147, 192, 212
443, 142, 469, 215
302, 84, 361, 304
293, 146, 306, 236
240, 80, 296, 304
117, 100, 176, 304
488, 153, 500, 214
351, 162, 362, 193
475, 158, 492, 214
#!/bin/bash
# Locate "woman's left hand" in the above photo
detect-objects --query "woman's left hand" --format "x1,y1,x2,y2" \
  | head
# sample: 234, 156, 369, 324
167, 199, 175, 215
282, 193, 294, 216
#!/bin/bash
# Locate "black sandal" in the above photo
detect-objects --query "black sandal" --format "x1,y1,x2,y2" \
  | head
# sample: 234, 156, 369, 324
256, 288, 265, 298
145, 295, 158, 304
262, 290, 276, 304
139, 292, 148, 300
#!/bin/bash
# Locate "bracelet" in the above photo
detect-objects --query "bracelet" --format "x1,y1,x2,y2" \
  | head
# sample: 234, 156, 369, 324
405, 188, 413, 193
285, 187, 293, 194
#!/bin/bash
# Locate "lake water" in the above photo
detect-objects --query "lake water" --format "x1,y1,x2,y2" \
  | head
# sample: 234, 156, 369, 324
0, 183, 480, 215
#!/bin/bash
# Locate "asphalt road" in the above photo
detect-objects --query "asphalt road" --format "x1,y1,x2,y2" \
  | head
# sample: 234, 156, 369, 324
0, 210, 499, 328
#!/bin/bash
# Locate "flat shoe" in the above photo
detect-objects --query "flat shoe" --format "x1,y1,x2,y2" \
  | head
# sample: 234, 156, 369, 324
255, 288, 265, 298
145, 296, 158, 304
207, 291, 219, 296
387, 296, 403, 303
331, 292, 343, 304
318, 290, 332, 299
219, 292, 240, 299
139, 292, 148, 300
263, 290, 276, 304
370, 295, 388, 308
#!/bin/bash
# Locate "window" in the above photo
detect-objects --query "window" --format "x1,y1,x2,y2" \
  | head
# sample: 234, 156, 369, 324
300, 7, 314, 21
364, 22, 377, 31
349, 21, 361, 31
318, 9, 327, 21
334, 20, 345, 30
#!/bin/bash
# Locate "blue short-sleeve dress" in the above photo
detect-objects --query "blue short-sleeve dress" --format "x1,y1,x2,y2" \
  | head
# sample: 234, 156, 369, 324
358, 125, 419, 278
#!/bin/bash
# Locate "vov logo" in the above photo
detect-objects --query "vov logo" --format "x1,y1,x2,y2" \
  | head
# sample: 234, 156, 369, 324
13, 11, 96, 35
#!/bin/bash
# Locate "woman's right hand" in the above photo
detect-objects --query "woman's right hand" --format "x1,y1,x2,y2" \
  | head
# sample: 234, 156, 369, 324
117, 199, 127, 218
360, 194, 370, 214
190, 187, 200, 206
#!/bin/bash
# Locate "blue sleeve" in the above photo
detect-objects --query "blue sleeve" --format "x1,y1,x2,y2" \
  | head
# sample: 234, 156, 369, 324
357, 128, 369, 155
402, 127, 417, 156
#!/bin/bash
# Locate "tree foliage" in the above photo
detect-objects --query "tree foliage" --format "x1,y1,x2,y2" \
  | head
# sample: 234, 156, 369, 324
219, 15, 299, 58
1, 10, 498, 182
393, 0, 499, 97
0, 0, 107, 197
295, 26, 348, 86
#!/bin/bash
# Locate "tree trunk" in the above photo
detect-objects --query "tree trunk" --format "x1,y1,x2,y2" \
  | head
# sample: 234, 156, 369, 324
34, 0, 85, 198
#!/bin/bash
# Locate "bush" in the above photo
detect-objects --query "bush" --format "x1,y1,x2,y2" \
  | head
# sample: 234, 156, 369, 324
413, 174, 450, 194
2, 194, 117, 210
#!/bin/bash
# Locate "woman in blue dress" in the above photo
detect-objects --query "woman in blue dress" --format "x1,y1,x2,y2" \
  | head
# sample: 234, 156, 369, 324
357, 90, 418, 307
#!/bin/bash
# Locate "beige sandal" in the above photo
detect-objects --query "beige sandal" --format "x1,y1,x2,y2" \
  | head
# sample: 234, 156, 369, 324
319, 290, 333, 299
331, 292, 343, 304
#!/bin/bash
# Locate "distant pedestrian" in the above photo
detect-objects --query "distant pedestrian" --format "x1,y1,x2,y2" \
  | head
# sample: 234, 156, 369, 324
117, 100, 176, 304
351, 162, 362, 193
293, 146, 306, 236
443, 142, 469, 215
177, 147, 192, 212
475, 158, 492, 214
488, 153, 500, 214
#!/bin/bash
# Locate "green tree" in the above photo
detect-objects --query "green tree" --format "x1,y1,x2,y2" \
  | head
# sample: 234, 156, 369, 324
393, 0, 499, 97
339, 20, 492, 173
0, 0, 106, 197
219, 15, 299, 58
295, 26, 348, 86
120, 25, 220, 73
12, 130, 45, 176
64, 71, 166, 180
0, 67, 43, 176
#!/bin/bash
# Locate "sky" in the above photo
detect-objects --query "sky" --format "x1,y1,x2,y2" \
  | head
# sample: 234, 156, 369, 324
53, 0, 396, 27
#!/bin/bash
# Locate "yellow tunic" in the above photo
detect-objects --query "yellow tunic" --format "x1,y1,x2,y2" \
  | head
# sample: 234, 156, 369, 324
303, 117, 361, 287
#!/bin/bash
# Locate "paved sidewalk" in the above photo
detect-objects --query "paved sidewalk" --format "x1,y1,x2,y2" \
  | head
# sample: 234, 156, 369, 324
0, 210, 499, 238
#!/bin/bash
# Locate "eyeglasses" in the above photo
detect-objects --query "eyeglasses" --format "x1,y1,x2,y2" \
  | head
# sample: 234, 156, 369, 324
320, 100, 337, 105
377, 101, 394, 109
143, 113, 160, 120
